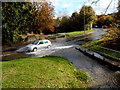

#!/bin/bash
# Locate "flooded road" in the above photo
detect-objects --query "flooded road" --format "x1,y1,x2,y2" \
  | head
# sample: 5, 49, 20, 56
2, 28, 120, 88
51, 47, 120, 88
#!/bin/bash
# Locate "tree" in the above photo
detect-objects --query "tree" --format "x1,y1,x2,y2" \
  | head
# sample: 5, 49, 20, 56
71, 12, 79, 18
95, 15, 105, 27
54, 17, 60, 33
105, 15, 115, 26
70, 12, 80, 31
58, 16, 70, 33
34, 2, 55, 34
117, 0, 120, 29
79, 5, 96, 30
2, 2, 37, 44
101, 1, 120, 51
58, 6, 96, 33
96, 15, 115, 27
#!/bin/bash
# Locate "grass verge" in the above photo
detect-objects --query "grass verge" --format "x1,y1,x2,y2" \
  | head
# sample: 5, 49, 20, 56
59, 29, 94, 37
2, 56, 90, 88
82, 38, 120, 60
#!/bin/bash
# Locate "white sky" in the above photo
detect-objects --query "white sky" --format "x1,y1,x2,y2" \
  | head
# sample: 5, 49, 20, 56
49, 0, 118, 18
1, 0, 118, 17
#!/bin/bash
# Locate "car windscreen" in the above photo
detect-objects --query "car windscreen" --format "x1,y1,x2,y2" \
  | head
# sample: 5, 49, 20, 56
32, 40, 39, 45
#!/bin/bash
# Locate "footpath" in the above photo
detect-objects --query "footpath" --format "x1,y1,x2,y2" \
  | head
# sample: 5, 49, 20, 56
76, 46, 120, 70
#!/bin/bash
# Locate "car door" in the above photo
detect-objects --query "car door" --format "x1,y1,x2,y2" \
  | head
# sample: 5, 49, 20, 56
37, 40, 45, 49
43, 40, 49, 47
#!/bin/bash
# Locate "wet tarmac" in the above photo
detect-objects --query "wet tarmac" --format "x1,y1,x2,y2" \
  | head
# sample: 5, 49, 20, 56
1, 28, 120, 88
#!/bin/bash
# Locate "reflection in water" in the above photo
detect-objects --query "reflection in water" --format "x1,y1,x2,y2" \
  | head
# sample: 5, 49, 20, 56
89, 72, 120, 88
107, 73, 120, 88
2, 52, 29, 61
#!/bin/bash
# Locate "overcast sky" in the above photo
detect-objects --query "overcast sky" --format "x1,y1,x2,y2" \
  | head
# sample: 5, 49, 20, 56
49, 0, 118, 18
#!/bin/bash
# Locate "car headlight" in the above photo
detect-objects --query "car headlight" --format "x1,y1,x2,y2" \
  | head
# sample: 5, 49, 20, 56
25, 47, 31, 50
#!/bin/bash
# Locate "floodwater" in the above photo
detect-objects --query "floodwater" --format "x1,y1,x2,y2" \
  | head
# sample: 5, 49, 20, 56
2, 28, 120, 88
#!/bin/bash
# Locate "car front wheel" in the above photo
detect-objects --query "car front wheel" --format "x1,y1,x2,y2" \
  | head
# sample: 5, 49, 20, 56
33, 48, 37, 52
47, 45, 51, 48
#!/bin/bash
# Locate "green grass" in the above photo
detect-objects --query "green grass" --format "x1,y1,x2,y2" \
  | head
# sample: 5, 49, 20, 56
82, 38, 105, 47
59, 29, 94, 37
90, 45, 120, 59
2, 56, 90, 88
82, 38, 120, 60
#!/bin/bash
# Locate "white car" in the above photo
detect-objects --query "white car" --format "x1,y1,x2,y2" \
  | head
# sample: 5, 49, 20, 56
25, 39, 52, 52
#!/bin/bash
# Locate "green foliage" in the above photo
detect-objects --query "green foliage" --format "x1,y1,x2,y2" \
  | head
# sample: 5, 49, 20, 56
2, 56, 89, 88
79, 5, 96, 30
2, 2, 37, 44
58, 5, 96, 33
58, 16, 71, 33
2, 1, 55, 45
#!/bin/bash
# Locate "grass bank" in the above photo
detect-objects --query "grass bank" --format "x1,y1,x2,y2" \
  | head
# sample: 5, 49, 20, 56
82, 38, 120, 60
59, 29, 94, 37
2, 56, 90, 88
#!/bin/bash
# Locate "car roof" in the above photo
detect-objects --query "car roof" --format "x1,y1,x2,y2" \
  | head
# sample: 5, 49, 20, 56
37, 39, 50, 41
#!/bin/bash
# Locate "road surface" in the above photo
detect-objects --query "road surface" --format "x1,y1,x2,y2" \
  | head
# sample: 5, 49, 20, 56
2, 28, 120, 88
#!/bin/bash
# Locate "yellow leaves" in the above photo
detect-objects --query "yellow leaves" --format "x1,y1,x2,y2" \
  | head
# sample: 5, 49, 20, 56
103, 28, 120, 40
36, 1, 55, 33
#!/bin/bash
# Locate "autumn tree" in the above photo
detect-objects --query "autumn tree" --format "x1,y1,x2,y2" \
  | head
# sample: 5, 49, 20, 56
96, 15, 115, 27
101, 1, 120, 51
34, 1, 55, 34
116, 0, 120, 40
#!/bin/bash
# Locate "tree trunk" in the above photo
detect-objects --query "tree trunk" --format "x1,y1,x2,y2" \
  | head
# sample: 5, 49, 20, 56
40, 30, 43, 35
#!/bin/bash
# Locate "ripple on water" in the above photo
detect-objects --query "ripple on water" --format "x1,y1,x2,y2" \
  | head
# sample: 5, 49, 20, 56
89, 72, 120, 88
